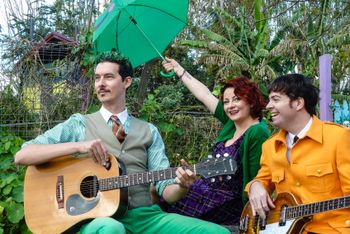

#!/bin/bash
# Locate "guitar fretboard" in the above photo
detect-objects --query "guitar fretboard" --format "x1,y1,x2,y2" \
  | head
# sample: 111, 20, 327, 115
286, 195, 350, 219
98, 166, 194, 191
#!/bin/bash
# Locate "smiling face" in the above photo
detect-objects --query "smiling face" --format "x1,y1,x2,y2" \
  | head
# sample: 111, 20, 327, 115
266, 91, 298, 129
94, 61, 131, 109
223, 87, 251, 123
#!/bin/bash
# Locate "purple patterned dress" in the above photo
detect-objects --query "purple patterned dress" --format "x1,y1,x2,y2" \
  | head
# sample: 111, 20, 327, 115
165, 134, 245, 225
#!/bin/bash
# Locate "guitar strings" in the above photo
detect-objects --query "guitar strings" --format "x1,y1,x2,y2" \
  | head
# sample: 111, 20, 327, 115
63, 158, 232, 194
76, 158, 231, 193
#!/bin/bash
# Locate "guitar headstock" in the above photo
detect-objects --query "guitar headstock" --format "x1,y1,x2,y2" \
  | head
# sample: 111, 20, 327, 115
196, 154, 237, 179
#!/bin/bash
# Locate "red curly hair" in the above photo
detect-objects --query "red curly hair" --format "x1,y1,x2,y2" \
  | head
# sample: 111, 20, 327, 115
220, 76, 266, 119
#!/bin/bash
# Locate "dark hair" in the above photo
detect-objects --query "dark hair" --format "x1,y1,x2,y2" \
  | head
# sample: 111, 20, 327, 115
268, 74, 319, 115
95, 51, 133, 80
220, 76, 266, 119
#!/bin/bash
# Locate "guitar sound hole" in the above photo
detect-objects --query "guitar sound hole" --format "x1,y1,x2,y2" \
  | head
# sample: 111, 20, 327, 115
80, 176, 99, 198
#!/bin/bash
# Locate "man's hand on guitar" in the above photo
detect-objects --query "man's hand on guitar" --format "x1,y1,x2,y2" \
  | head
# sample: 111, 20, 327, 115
79, 139, 109, 166
175, 159, 196, 190
248, 181, 275, 219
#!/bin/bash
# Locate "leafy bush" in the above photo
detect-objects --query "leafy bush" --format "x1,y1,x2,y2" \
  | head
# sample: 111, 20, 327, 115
136, 89, 221, 166
164, 115, 221, 166
0, 132, 29, 234
138, 90, 183, 140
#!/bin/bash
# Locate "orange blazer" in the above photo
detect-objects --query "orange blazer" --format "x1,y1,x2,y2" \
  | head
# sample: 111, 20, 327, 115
245, 116, 350, 234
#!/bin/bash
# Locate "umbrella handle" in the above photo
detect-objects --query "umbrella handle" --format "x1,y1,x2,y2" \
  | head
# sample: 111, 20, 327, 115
160, 69, 175, 78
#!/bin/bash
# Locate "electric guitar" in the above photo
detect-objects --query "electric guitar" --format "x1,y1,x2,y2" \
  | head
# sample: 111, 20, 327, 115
239, 191, 350, 234
24, 154, 237, 234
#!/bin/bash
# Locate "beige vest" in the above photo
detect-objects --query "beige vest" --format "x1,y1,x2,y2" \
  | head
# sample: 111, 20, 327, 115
85, 112, 153, 209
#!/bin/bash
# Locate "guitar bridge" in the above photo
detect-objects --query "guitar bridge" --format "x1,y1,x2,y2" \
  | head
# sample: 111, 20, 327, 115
56, 175, 64, 209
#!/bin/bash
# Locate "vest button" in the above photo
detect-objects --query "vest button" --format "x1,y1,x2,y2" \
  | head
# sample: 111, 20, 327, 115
122, 150, 126, 154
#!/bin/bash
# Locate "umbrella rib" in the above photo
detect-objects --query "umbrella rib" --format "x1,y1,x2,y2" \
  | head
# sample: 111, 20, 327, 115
115, 11, 122, 52
128, 3, 188, 25
121, 9, 165, 60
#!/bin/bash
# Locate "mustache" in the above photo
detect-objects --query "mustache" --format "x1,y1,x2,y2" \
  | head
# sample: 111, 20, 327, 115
97, 88, 109, 93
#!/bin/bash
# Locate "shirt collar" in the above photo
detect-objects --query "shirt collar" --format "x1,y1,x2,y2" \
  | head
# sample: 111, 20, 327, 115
286, 117, 313, 146
99, 106, 128, 125
305, 115, 323, 144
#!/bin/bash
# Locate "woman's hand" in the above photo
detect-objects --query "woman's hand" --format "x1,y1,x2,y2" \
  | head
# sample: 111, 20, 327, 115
162, 57, 185, 78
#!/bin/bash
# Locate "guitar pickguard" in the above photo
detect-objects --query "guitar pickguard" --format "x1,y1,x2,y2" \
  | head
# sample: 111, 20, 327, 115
258, 219, 295, 234
66, 194, 100, 216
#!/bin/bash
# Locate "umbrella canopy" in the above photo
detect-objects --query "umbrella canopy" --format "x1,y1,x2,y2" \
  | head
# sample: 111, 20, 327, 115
93, 0, 188, 68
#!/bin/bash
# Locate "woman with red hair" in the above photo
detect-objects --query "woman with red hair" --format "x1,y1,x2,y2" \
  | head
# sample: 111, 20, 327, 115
161, 58, 270, 231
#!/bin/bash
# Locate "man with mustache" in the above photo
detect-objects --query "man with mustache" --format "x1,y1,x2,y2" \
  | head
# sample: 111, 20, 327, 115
15, 52, 230, 234
245, 74, 350, 233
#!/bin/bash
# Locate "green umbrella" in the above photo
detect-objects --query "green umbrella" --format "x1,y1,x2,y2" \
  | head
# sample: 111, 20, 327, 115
93, 0, 189, 77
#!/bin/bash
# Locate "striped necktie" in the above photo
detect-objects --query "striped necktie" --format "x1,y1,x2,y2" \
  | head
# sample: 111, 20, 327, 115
110, 115, 126, 143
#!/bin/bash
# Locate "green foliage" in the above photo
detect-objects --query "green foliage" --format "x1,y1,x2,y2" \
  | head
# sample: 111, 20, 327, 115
164, 115, 220, 166
0, 86, 36, 124
331, 94, 350, 102
0, 85, 39, 139
138, 89, 182, 138
51, 0, 99, 38
71, 30, 95, 77
135, 85, 220, 165
0, 132, 29, 234
269, 0, 350, 84
179, 4, 281, 84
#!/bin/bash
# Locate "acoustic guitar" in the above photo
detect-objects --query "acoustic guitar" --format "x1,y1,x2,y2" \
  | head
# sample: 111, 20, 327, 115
239, 191, 350, 234
24, 154, 237, 234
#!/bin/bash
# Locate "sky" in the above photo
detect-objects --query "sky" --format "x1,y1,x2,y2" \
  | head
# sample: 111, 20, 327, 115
0, 0, 56, 89
0, 0, 56, 35
0, 0, 109, 34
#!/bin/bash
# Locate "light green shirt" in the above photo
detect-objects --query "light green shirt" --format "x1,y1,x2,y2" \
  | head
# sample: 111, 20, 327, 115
23, 110, 174, 195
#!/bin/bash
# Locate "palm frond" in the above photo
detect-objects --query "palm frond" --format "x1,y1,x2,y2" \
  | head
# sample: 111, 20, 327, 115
208, 43, 244, 60
201, 28, 229, 43
213, 7, 241, 29
179, 40, 208, 49
327, 24, 350, 47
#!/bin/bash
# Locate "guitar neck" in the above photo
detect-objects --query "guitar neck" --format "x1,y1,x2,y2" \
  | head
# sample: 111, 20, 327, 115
286, 195, 350, 220
98, 165, 195, 191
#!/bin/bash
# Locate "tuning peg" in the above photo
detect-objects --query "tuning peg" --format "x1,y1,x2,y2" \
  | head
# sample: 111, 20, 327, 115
210, 178, 216, 183
207, 154, 213, 159
216, 154, 221, 158
223, 153, 229, 157
226, 175, 232, 180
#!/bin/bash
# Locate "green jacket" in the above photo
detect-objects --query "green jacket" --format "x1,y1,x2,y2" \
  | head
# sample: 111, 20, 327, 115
214, 101, 270, 204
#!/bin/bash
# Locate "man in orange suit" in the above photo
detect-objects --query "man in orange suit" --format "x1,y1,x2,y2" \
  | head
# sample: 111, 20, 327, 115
245, 74, 350, 233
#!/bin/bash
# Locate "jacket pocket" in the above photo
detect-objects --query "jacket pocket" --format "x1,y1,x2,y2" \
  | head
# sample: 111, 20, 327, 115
271, 170, 285, 193
305, 162, 335, 192
306, 163, 333, 177
272, 170, 285, 183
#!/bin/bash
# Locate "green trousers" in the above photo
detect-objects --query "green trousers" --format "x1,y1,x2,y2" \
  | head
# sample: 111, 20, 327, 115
80, 205, 230, 234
